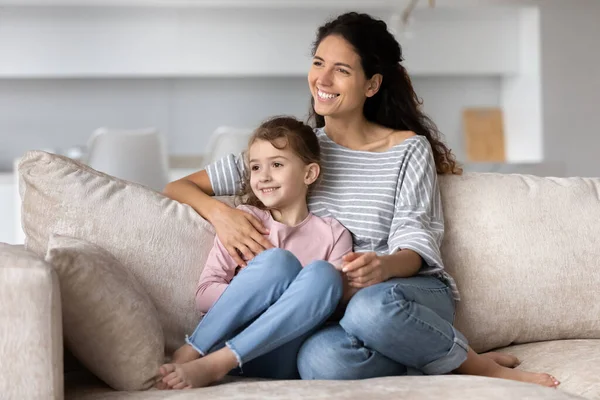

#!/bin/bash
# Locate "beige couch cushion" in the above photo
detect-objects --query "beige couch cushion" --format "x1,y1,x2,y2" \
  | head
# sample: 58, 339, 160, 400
64, 375, 584, 400
496, 339, 600, 399
19, 151, 215, 354
440, 173, 600, 353
0, 243, 64, 400
45, 235, 163, 391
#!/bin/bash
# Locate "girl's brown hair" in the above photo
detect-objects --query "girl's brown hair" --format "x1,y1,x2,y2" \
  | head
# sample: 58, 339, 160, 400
237, 116, 321, 209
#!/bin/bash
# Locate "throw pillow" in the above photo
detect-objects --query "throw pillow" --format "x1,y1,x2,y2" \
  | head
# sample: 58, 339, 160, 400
45, 234, 163, 391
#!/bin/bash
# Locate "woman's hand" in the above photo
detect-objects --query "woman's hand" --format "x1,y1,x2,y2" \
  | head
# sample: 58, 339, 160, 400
210, 203, 274, 266
342, 252, 390, 288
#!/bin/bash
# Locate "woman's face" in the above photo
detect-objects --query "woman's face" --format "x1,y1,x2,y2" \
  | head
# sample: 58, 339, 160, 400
308, 35, 379, 119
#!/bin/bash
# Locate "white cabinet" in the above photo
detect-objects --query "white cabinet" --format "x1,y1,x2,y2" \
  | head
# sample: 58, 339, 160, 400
0, 174, 18, 244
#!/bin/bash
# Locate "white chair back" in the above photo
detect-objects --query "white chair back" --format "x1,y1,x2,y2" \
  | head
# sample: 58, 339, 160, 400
86, 127, 169, 192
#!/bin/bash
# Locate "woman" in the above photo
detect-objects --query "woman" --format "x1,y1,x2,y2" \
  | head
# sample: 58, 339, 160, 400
164, 12, 558, 388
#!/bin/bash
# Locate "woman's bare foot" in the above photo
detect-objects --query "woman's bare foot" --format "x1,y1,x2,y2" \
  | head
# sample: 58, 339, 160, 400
482, 352, 521, 368
155, 344, 202, 389
488, 363, 560, 388
159, 347, 238, 389
455, 348, 559, 388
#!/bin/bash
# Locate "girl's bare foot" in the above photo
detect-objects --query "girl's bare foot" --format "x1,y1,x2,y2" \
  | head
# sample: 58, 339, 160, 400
482, 352, 521, 368
160, 347, 238, 389
171, 344, 202, 364
155, 344, 201, 389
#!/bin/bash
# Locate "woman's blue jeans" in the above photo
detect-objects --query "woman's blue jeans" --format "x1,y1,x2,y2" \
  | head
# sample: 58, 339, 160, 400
185, 248, 343, 379
297, 275, 469, 379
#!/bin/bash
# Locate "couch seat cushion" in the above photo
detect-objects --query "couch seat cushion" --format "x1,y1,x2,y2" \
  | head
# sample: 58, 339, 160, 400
496, 339, 600, 399
65, 373, 584, 400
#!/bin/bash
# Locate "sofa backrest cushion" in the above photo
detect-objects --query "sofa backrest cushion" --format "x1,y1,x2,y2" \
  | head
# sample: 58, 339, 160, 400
19, 151, 216, 354
440, 173, 600, 352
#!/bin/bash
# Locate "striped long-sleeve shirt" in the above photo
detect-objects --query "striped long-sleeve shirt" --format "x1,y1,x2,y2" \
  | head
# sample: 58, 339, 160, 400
207, 127, 459, 300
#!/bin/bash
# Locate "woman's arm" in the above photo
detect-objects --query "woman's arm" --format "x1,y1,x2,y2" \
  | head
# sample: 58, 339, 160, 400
164, 169, 226, 223
164, 162, 274, 266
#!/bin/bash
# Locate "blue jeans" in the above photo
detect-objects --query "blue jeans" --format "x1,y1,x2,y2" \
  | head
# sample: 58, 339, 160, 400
185, 248, 343, 379
297, 275, 469, 379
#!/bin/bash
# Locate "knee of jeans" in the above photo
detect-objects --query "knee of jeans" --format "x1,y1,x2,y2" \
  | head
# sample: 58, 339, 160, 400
247, 248, 302, 282
303, 260, 343, 302
297, 331, 348, 380
340, 285, 394, 339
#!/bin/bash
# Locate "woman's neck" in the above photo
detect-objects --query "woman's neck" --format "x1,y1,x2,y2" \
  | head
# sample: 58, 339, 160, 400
324, 113, 379, 149
269, 199, 310, 227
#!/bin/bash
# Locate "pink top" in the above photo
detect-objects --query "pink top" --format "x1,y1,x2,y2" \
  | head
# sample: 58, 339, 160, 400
195, 204, 353, 313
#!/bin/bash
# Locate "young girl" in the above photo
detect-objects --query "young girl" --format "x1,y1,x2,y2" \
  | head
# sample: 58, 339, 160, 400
163, 12, 559, 388
157, 116, 354, 389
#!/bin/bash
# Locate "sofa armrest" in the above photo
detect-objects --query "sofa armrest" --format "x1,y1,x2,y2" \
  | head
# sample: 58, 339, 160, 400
0, 243, 64, 400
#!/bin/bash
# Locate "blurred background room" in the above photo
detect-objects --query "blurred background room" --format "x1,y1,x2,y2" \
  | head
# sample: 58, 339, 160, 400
1, 0, 599, 244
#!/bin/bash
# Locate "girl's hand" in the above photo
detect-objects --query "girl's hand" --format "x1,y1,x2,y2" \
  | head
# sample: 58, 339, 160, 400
342, 252, 390, 288
211, 204, 274, 266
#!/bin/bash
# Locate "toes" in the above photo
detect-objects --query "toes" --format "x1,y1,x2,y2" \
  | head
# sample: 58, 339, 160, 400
162, 371, 179, 384
172, 381, 189, 390
167, 375, 184, 388
160, 364, 176, 376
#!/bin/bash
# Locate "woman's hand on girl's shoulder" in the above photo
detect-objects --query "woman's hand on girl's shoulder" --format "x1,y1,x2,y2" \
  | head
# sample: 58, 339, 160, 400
211, 203, 274, 267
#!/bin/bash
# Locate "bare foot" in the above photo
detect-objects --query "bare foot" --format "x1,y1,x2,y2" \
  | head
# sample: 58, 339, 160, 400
490, 364, 560, 388
160, 347, 238, 389
171, 344, 202, 364
155, 344, 201, 389
482, 352, 521, 368
455, 348, 559, 388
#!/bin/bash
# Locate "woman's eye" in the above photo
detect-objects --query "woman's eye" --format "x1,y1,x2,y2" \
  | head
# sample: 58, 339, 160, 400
313, 61, 322, 66
337, 68, 349, 75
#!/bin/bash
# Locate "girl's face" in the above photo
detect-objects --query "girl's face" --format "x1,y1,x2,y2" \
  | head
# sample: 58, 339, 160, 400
248, 139, 318, 210
308, 35, 381, 119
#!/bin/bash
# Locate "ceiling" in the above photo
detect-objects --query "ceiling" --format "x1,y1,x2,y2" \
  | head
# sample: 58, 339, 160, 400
0, 0, 538, 8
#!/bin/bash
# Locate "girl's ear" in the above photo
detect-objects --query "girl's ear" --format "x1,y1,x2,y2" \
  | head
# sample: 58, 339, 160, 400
304, 163, 320, 186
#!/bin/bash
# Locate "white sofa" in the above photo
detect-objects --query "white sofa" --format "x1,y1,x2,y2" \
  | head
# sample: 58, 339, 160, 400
1, 150, 599, 400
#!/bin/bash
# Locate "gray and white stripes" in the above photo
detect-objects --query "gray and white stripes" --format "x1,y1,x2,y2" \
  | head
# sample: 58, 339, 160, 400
206, 127, 459, 299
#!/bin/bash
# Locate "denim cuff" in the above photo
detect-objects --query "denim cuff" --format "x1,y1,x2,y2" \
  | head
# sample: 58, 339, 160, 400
184, 334, 207, 357
225, 341, 244, 368
420, 327, 469, 375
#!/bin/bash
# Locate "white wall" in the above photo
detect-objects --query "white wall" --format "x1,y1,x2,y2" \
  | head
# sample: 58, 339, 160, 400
0, 76, 502, 170
0, 7, 520, 77
540, 0, 600, 177
0, 4, 540, 170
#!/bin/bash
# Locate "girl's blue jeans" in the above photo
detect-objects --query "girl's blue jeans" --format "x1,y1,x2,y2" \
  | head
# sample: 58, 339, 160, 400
185, 248, 343, 379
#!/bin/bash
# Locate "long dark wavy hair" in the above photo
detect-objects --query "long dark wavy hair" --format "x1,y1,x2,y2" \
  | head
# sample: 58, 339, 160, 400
308, 12, 461, 175
237, 116, 321, 209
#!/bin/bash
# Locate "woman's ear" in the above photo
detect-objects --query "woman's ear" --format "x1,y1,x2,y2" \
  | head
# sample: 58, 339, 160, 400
304, 163, 320, 186
365, 74, 383, 98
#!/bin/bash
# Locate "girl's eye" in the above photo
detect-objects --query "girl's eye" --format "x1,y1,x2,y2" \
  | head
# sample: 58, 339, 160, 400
273, 162, 283, 168
251, 165, 259, 171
